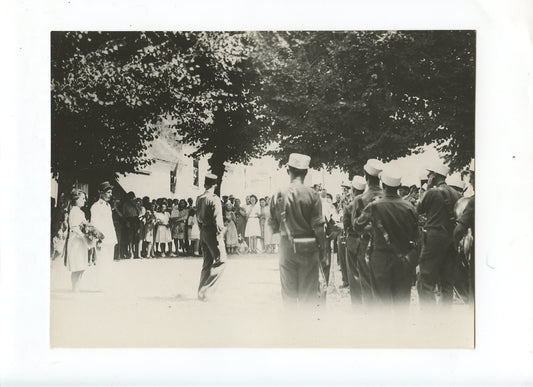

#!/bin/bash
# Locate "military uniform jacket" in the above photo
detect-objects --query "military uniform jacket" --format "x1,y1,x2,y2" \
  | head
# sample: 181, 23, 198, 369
196, 191, 224, 234
351, 185, 383, 235
355, 192, 419, 255
270, 182, 324, 238
417, 181, 462, 233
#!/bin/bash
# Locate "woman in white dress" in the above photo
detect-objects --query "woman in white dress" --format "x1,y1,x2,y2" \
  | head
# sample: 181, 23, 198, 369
154, 202, 171, 256
265, 196, 280, 253
245, 194, 261, 253
65, 189, 90, 292
188, 208, 200, 256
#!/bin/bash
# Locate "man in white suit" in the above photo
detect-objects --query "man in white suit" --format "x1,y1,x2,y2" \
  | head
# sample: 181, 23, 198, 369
90, 181, 118, 292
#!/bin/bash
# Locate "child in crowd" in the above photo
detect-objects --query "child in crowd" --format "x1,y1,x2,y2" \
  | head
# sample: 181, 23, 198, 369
154, 202, 171, 257
143, 203, 156, 258
170, 199, 180, 256
237, 233, 249, 254
177, 199, 189, 256
187, 208, 200, 256
224, 202, 239, 254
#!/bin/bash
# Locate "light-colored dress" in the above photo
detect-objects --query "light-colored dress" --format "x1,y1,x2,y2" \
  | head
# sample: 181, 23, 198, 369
189, 215, 200, 240
225, 211, 239, 247
170, 205, 181, 239
245, 204, 261, 237
66, 206, 90, 272
155, 211, 171, 243
175, 208, 189, 239
143, 210, 156, 242
262, 205, 274, 245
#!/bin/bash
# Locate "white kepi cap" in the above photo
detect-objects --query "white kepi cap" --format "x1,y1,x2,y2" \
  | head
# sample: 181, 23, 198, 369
380, 169, 402, 187
363, 159, 384, 177
426, 160, 450, 177
288, 153, 311, 170
205, 173, 218, 183
446, 174, 465, 189
351, 175, 366, 191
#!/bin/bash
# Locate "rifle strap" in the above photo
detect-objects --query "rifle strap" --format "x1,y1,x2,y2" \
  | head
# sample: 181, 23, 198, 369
371, 204, 413, 262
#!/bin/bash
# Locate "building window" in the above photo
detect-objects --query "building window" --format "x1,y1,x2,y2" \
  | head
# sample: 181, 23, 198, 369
193, 159, 199, 187
170, 162, 178, 193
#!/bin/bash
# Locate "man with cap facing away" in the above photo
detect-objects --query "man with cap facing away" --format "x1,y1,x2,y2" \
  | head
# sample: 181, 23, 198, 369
90, 181, 118, 292
196, 173, 226, 301
342, 175, 366, 305
336, 181, 353, 289
354, 169, 418, 307
417, 160, 461, 306
270, 153, 327, 308
350, 159, 384, 306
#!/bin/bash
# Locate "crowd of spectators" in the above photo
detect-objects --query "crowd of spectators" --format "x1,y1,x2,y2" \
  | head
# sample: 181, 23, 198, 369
52, 190, 282, 261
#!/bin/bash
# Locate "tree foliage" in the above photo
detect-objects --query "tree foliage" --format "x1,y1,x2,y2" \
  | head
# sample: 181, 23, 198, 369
51, 31, 269, 192
256, 31, 475, 174
52, 30, 475, 193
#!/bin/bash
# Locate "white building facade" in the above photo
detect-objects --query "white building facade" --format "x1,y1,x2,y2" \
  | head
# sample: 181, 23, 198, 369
116, 139, 349, 201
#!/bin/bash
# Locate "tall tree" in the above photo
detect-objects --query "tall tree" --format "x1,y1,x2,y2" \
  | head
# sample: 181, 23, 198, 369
256, 31, 475, 174
52, 31, 269, 195
167, 33, 270, 195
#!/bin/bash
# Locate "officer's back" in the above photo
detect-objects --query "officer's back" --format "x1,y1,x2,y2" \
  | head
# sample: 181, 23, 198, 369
369, 195, 418, 254
196, 190, 223, 233
418, 182, 461, 233
271, 183, 323, 237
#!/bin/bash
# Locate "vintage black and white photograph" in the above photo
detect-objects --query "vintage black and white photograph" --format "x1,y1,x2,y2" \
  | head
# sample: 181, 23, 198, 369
49, 30, 476, 348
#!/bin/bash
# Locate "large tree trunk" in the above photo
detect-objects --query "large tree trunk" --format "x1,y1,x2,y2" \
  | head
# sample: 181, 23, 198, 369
208, 155, 226, 198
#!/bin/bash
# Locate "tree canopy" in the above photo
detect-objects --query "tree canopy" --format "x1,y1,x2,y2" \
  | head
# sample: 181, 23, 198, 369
256, 31, 475, 174
51, 31, 269, 191
52, 30, 475, 192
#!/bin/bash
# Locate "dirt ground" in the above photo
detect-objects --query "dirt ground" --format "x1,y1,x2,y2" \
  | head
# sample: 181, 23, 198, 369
50, 253, 474, 348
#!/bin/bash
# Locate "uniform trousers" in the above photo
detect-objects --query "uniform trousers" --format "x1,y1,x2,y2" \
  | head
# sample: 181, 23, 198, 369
346, 235, 374, 305
279, 236, 319, 306
369, 248, 412, 306
337, 235, 348, 285
198, 229, 226, 297
345, 235, 362, 305
417, 229, 457, 305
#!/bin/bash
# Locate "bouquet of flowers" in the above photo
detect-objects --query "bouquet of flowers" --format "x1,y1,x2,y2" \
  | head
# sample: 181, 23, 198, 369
79, 222, 105, 248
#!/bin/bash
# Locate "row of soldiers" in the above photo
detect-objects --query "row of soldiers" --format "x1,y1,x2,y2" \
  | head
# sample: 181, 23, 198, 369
268, 154, 475, 309
338, 158, 474, 308
193, 153, 475, 309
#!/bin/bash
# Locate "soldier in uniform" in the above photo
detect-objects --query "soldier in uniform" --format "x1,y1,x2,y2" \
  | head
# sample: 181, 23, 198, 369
351, 159, 384, 305
196, 173, 227, 301
342, 175, 366, 304
417, 160, 461, 306
355, 170, 418, 306
337, 181, 353, 288
270, 153, 327, 307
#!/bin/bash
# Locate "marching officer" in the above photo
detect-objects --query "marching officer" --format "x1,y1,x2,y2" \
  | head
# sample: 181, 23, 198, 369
343, 175, 366, 305
270, 153, 327, 307
355, 169, 419, 306
417, 160, 461, 306
196, 173, 227, 301
351, 159, 384, 305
